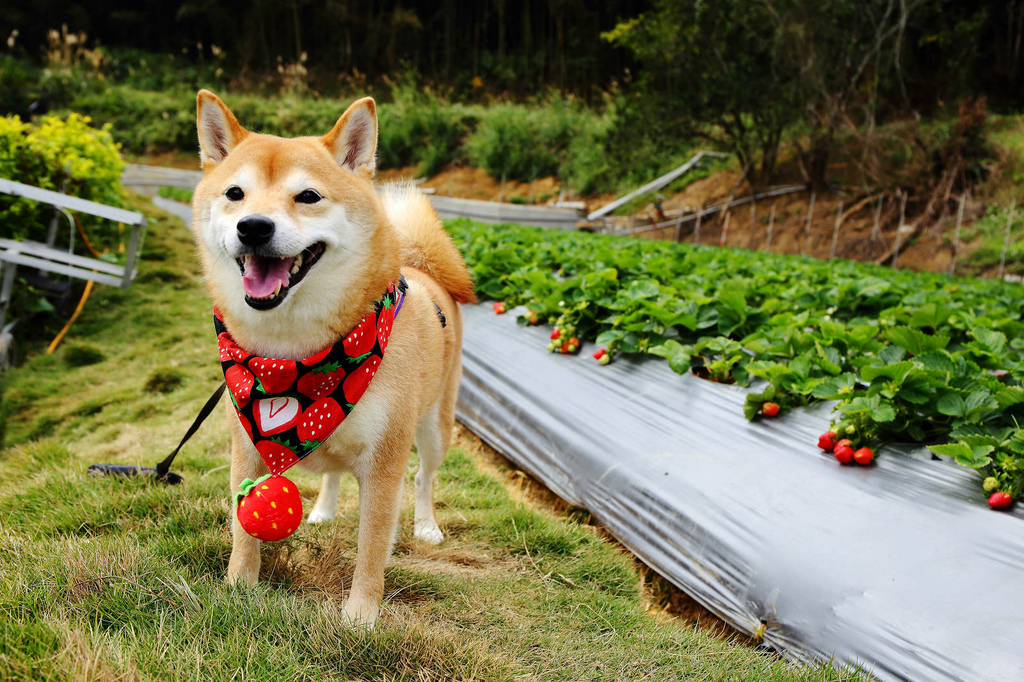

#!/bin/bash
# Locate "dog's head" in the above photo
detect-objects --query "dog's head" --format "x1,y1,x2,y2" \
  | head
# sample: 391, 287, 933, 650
193, 91, 393, 344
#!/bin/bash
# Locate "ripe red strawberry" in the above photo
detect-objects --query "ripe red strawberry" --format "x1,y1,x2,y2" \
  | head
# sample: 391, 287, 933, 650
853, 447, 874, 465
761, 402, 780, 417
550, 329, 560, 340
344, 355, 381, 405
343, 313, 377, 357
218, 332, 250, 364
377, 302, 396, 351
226, 365, 255, 409
297, 397, 345, 446
561, 341, 571, 353
297, 362, 345, 400
834, 445, 855, 464
989, 492, 1012, 509
593, 348, 608, 360
256, 439, 299, 475
834, 438, 853, 451
818, 432, 837, 451
493, 301, 506, 314
236, 474, 303, 541
249, 357, 298, 394
302, 346, 332, 366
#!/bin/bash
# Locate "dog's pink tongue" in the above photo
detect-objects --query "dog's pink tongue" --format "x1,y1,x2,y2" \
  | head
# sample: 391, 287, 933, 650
242, 256, 294, 298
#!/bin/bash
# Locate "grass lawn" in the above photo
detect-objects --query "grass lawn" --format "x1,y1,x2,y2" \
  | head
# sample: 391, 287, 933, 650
0, 194, 863, 681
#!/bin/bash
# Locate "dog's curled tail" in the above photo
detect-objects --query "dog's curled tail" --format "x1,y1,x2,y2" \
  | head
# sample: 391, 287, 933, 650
382, 184, 477, 304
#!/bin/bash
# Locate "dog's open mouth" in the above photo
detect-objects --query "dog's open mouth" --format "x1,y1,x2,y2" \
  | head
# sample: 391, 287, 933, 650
236, 242, 325, 310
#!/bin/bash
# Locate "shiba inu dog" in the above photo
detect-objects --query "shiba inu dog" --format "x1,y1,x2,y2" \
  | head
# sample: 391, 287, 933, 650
192, 90, 475, 626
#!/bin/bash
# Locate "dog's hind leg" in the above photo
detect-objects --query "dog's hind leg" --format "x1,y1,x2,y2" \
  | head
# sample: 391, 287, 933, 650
308, 471, 342, 523
413, 378, 456, 545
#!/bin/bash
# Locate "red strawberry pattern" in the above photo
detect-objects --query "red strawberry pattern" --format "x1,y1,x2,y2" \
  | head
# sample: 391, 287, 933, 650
342, 314, 377, 357
253, 396, 301, 436
344, 355, 381, 405
297, 362, 345, 400
236, 413, 254, 441
377, 300, 395, 352
297, 398, 345, 446
302, 346, 332, 366
256, 438, 300, 475
249, 357, 298, 394
214, 277, 406, 516
226, 365, 255, 408
219, 332, 250, 364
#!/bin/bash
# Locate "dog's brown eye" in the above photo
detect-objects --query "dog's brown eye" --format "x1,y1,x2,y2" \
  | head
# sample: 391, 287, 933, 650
295, 189, 321, 204
225, 186, 244, 201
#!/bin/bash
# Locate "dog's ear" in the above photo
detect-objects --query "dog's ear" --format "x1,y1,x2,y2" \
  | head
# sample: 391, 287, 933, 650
196, 90, 248, 169
322, 97, 377, 177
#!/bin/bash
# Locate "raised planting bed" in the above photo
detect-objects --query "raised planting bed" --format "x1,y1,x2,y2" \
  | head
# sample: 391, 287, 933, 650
447, 218, 1024, 506
456, 302, 1024, 681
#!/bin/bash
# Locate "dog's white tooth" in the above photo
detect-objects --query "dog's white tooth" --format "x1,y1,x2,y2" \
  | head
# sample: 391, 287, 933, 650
274, 281, 283, 295
268, 293, 276, 300
290, 264, 300, 275
294, 253, 304, 268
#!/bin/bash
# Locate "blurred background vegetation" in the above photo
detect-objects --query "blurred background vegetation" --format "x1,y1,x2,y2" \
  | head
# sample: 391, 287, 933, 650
1, 0, 1021, 194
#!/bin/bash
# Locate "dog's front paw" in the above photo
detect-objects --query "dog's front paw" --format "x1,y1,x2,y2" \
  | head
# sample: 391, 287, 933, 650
307, 506, 336, 524
341, 594, 380, 628
413, 519, 444, 545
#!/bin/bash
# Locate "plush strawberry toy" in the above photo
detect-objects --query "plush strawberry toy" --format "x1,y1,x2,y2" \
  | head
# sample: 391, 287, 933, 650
235, 474, 304, 541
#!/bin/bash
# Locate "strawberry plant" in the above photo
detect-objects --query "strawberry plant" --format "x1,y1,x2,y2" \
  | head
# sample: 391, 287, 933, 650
446, 218, 1024, 502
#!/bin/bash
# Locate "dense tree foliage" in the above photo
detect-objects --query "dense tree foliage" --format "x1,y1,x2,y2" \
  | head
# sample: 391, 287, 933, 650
1, 0, 641, 99
3, 1, 1024, 188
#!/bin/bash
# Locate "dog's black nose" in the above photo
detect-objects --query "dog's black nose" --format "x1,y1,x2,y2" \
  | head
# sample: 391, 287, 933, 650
236, 215, 275, 247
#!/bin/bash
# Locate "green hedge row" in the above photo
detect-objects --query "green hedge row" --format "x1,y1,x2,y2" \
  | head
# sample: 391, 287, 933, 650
55, 83, 618, 193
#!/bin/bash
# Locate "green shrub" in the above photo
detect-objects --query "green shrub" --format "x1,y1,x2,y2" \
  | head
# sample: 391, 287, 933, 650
0, 113, 126, 328
376, 83, 478, 176
143, 367, 184, 394
0, 113, 125, 246
63, 343, 106, 367
465, 94, 611, 187
156, 186, 193, 203
0, 56, 38, 116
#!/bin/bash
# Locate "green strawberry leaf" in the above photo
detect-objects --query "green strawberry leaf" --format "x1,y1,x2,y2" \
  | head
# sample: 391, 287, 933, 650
312, 361, 343, 374
936, 393, 966, 417
648, 340, 692, 375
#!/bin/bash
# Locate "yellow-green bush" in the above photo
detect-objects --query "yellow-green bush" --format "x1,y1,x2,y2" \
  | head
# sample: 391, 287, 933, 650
0, 113, 126, 328
0, 113, 125, 246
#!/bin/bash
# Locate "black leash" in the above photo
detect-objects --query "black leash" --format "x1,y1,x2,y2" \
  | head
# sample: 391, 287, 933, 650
88, 381, 227, 485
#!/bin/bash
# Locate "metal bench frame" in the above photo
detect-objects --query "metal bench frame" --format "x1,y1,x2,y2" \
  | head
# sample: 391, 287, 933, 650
0, 177, 146, 330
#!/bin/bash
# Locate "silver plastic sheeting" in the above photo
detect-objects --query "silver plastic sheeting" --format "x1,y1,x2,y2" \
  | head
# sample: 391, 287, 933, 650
456, 303, 1024, 681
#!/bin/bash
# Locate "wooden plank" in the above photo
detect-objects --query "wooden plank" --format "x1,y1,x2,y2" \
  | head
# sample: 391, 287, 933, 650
587, 151, 728, 220
0, 178, 145, 225
121, 163, 203, 189
428, 195, 581, 230
0, 238, 124, 277
0, 250, 123, 287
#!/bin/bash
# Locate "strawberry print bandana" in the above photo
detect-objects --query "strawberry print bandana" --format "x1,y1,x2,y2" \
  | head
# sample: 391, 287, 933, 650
215, 278, 406, 476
